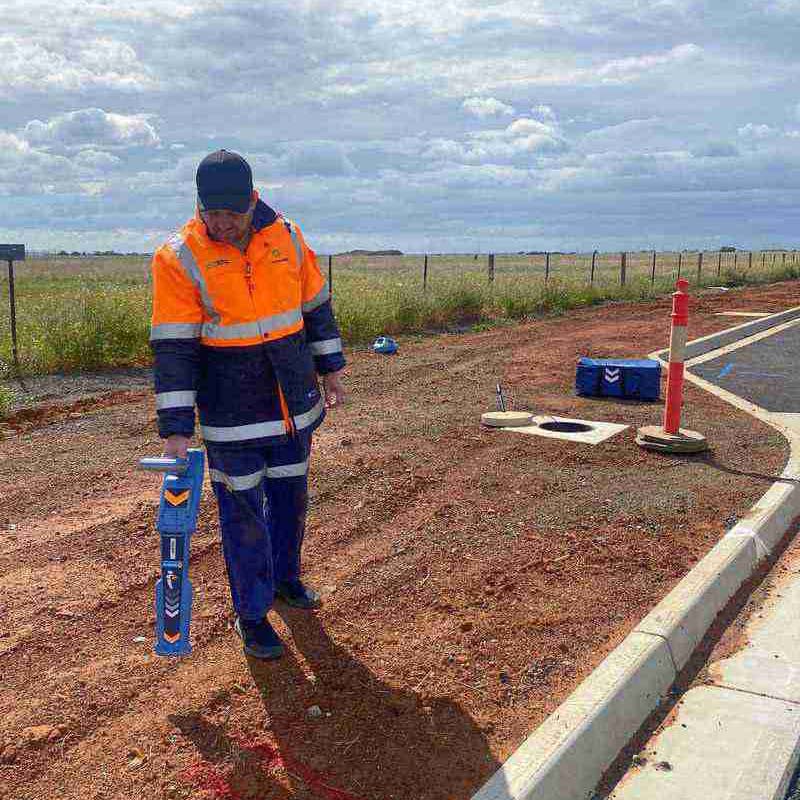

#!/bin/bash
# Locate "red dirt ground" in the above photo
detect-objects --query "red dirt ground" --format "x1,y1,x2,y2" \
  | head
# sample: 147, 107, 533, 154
0, 282, 796, 800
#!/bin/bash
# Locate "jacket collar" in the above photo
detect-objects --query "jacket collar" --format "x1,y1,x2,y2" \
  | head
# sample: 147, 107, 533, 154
190, 196, 279, 244
252, 198, 278, 232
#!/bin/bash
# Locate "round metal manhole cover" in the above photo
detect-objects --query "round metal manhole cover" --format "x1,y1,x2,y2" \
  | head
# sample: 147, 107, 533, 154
538, 421, 594, 433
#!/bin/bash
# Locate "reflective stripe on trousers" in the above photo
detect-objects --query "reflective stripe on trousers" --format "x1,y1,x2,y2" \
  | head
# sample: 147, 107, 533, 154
206, 430, 312, 620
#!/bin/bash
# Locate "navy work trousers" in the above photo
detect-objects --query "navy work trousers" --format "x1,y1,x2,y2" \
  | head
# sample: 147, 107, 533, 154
206, 430, 312, 622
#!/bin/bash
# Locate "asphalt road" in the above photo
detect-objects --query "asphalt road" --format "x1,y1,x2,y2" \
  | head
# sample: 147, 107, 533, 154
682, 307, 800, 361
689, 321, 800, 413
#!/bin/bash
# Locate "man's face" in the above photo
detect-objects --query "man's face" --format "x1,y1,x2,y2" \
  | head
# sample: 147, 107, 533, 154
201, 194, 256, 244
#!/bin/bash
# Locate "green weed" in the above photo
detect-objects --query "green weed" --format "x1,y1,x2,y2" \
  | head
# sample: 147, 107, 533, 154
0, 384, 13, 418
0, 252, 798, 375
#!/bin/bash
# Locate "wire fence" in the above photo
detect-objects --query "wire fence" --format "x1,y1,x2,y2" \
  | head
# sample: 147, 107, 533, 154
1, 249, 799, 377
320, 249, 800, 293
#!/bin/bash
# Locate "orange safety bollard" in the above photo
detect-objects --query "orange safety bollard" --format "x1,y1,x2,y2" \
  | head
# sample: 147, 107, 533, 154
637, 279, 708, 453
663, 278, 690, 434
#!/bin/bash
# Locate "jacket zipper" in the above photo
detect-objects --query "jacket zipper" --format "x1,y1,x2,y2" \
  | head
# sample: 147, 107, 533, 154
243, 260, 255, 300
245, 253, 295, 437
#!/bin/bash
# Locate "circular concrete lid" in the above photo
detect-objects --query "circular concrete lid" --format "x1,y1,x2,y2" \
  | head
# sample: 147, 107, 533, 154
481, 411, 534, 428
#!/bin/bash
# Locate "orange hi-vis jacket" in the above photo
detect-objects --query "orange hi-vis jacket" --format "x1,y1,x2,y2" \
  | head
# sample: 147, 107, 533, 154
150, 199, 345, 446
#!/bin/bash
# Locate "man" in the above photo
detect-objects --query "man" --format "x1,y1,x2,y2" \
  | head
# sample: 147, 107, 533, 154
149, 150, 346, 660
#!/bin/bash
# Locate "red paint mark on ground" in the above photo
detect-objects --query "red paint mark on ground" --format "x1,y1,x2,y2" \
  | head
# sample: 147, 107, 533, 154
180, 737, 364, 800
181, 761, 238, 798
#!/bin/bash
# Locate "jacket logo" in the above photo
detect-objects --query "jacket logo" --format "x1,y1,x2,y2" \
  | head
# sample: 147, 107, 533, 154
206, 258, 231, 268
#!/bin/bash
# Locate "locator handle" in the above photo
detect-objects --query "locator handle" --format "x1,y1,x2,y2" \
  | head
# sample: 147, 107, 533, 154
138, 457, 189, 475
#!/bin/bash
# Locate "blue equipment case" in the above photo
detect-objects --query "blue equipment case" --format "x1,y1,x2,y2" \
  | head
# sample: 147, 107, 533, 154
575, 357, 661, 401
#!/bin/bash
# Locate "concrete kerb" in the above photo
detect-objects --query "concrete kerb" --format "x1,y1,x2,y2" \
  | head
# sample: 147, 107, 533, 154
471, 305, 800, 800
473, 633, 676, 800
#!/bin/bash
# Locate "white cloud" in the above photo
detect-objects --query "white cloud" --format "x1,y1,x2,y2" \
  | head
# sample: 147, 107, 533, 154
0, 131, 76, 195
0, 35, 155, 95
0, 131, 30, 158
580, 118, 710, 155
531, 105, 557, 123
597, 44, 703, 83
24, 109, 160, 149
73, 150, 123, 169
285, 141, 356, 177
690, 141, 740, 158
425, 116, 567, 165
462, 97, 516, 117
738, 123, 780, 139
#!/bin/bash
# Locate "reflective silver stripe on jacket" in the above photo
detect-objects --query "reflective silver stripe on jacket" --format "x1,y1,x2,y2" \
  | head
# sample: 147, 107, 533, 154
201, 418, 288, 442
200, 397, 324, 443
155, 390, 197, 410
202, 307, 303, 341
309, 337, 342, 356
286, 221, 304, 267
209, 468, 264, 491
302, 283, 330, 313
150, 322, 202, 341
294, 396, 325, 430
166, 233, 220, 325
266, 459, 309, 478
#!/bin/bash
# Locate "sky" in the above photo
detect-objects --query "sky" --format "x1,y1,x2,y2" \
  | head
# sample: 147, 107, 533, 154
1, 0, 799, 254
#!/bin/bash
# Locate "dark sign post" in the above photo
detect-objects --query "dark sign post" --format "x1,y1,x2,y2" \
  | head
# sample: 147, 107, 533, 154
1, 244, 26, 384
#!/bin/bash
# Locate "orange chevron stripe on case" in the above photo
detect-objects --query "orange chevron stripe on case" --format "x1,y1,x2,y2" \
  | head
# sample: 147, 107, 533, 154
165, 490, 190, 506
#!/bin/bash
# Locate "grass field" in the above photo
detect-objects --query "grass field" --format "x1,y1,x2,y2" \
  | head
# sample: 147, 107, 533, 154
0, 250, 797, 384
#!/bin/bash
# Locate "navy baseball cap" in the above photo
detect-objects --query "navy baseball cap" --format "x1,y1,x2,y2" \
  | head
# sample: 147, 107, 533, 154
196, 149, 253, 213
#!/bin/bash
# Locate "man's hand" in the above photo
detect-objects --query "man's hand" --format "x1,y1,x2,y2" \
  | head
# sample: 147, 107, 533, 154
322, 370, 346, 409
164, 434, 190, 459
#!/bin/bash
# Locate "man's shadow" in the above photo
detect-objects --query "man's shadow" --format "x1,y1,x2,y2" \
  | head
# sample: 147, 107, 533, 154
172, 606, 505, 800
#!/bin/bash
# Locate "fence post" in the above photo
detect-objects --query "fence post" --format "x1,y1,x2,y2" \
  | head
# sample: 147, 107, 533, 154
488, 253, 495, 283
651, 250, 657, 284
7, 259, 21, 381
590, 250, 597, 285
619, 251, 626, 286
697, 251, 703, 280
545, 252, 550, 282
783, 252, 787, 268
717, 250, 722, 277
327, 254, 333, 295
734, 251, 738, 269
423, 254, 428, 292
677, 251, 683, 278
748, 251, 752, 271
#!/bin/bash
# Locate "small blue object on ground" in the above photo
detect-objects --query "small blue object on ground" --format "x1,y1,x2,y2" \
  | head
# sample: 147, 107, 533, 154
372, 336, 398, 355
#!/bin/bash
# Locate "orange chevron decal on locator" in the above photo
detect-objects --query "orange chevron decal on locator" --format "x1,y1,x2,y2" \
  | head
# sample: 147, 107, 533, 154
165, 490, 190, 506
163, 631, 181, 643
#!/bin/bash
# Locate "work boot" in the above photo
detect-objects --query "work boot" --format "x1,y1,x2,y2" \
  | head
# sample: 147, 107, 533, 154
275, 579, 322, 609
233, 616, 284, 660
